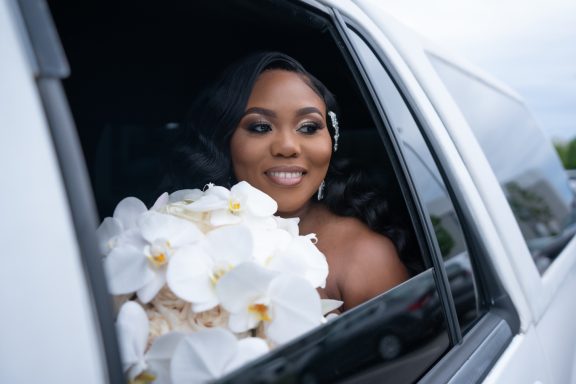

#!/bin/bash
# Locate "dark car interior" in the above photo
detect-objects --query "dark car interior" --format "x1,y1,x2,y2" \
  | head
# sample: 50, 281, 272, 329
48, 1, 384, 209
48, 0, 423, 271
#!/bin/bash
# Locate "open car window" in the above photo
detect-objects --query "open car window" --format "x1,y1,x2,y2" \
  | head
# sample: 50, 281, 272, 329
45, 0, 518, 382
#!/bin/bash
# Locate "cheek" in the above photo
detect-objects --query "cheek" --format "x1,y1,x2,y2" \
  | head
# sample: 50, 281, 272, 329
309, 137, 333, 168
230, 135, 261, 178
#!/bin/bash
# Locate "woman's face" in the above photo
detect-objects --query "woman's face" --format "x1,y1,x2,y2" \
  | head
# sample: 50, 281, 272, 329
230, 69, 332, 217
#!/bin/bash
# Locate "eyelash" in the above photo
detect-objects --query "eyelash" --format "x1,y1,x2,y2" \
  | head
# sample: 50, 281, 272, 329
297, 121, 322, 135
246, 121, 272, 134
246, 121, 323, 135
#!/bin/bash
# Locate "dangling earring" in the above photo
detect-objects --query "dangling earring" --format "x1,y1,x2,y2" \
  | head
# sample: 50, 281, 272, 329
328, 111, 340, 152
317, 180, 325, 201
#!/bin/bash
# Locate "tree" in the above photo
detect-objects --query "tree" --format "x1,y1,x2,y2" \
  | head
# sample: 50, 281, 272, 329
554, 137, 576, 169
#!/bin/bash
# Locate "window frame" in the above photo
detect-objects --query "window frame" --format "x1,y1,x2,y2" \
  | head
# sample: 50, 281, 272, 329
330, 6, 519, 382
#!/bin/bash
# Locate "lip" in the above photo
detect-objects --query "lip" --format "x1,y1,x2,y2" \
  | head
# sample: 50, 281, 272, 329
265, 166, 307, 186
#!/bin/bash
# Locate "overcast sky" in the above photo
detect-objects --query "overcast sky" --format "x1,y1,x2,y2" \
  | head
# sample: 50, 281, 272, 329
380, 0, 576, 143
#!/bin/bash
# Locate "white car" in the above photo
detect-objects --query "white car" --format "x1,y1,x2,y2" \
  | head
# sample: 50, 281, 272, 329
2, 0, 575, 383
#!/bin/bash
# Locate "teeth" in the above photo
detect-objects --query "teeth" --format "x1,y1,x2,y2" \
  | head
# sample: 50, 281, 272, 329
268, 171, 303, 179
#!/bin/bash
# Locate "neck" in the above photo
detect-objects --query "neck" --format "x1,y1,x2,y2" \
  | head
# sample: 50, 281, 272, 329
286, 202, 327, 235
277, 200, 313, 220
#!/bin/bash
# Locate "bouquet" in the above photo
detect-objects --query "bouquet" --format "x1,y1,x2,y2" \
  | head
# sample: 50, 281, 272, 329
97, 181, 342, 383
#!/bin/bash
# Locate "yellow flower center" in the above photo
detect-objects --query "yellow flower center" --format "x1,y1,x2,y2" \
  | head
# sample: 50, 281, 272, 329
148, 252, 167, 266
130, 371, 157, 384
249, 303, 271, 322
210, 264, 233, 285
229, 199, 241, 214
147, 240, 171, 267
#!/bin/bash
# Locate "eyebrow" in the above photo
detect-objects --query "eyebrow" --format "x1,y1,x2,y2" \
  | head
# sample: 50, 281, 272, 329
296, 107, 324, 118
243, 107, 276, 118
243, 107, 324, 118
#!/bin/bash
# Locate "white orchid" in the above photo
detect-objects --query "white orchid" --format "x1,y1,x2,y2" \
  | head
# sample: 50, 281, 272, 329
167, 224, 253, 312
272, 215, 300, 236
170, 328, 269, 384
217, 262, 323, 346
169, 188, 205, 203
259, 233, 329, 289
96, 196, 148, 255
186, 181, 277, 227
249, 227, 293, 266
116, 301, 187, 383
116, 301, 149, 380
104, 211, 204, 303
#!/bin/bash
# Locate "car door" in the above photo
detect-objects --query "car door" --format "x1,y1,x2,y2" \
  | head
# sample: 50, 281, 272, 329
0, 0, 124, 382
350, 0, 576, 382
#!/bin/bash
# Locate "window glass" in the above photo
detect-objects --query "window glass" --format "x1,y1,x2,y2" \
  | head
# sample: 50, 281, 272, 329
349, 31, 482, 333
217, 270, 447, 384
429, 55, 576, 273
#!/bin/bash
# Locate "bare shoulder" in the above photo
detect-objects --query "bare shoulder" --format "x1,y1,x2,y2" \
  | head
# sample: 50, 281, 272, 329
328, 216, 409, 311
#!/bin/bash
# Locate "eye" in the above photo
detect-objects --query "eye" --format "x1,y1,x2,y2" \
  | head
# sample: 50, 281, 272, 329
297, 121, 322, 135
247, 121, 272, 134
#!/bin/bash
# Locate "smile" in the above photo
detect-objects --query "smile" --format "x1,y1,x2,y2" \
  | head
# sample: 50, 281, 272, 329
265, 169, 305, 186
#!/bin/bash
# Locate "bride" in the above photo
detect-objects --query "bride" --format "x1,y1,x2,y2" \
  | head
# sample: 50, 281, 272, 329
166, 51, 409, 311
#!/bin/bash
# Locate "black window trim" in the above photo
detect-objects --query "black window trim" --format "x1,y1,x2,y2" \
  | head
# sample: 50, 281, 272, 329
329, 8, 462, 344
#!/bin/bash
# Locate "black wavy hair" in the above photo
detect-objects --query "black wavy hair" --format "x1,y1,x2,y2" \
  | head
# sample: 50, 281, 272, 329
165, 51, 410, 263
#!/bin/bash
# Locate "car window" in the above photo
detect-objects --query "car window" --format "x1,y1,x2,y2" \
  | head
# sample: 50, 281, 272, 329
217, 270, 447, 383
347, 30, 483, 334
47, 0, 477, 382
428, 54, 576, 274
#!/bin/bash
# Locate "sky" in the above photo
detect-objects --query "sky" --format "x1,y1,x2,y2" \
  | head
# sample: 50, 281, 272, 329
379, 0, 576, 143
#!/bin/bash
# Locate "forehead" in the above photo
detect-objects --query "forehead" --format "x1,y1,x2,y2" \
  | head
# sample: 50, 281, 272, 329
248, 69, 325, 110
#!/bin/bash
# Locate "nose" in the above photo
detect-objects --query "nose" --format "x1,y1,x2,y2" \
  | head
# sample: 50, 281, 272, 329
271, 129, 300, 158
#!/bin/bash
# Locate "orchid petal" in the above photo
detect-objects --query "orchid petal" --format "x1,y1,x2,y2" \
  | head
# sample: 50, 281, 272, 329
232, 181, 277, 217
321, 299, 344, 315
104, 245, 154, 295
191, 300, 220, 313
116, 228, 147, 250
224, 337, 269, 374
113, 196, 148, 229
150, 192, 169, 211
187, 193, 228, 212
203, 185, 231, 200
269, 235, 328, 288
96, 217, 122, 255
273, 216, 300, 236
169, 188, 204, 203
216, 262, 277, 333
227, 311, 259, 334
209, 209, 242, 226
267, 275, 322, 345
167, 246, 218, 309
116, 301, 149, 379
170, 328, 237, 383
139, 211, 203, 248
206, 225, 253, 265
241, 214, 279, 230
250, 228, 292, 266
216, 262, 276, 313
137, 271, 166, 304
146, 331, 187, 384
